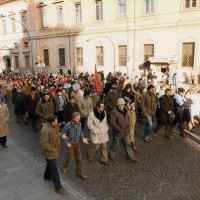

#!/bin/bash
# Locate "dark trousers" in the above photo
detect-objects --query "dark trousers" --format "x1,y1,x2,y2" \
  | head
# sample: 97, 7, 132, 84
81, 118, 87, 130
44, 159, 63, 191
153, 124, 171, 137
171, 113, 185, 136
0, 136, 7, 146
63, 142, 82, 175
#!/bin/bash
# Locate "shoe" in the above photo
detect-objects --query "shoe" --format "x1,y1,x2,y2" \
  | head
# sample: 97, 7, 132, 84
165, 135, 173, 139
127, 158, 139, 163
44, 177, 52, 181
153, 132, 157, 137
131, 142, 137, 151
62, 167, 67, 174
33, 128, 37, 133
143, 138, 149, 143
87, 152, 92, 161
57, 188, 66, 194
147, 137, 153, 141
180, 135, 187, 138
2, 145, 8, 148
109, 156, 116, 161
77, 174, 87, 179
100, 161, 110, 166
188, 129, 195, 133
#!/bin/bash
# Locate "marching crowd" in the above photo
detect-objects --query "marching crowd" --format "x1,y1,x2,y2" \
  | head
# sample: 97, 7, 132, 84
0, 69, 200, 193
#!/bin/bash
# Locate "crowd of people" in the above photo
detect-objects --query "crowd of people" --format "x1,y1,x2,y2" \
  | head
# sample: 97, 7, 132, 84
0, 69, 200, 193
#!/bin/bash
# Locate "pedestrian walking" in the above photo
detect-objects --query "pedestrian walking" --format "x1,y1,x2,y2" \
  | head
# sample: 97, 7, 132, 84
87, 101, 110, 166
40, 114, 68, 194
141, 85, 157, 143
4, 79, 12, 103
90, 89, 100, 108
109, 98, 139, 163
0, 96, 9, 148
62, 112, 89, 179
153, 89, 174, 139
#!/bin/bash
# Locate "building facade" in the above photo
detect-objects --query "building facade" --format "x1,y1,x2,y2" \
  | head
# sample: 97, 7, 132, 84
0, 0, 200, 79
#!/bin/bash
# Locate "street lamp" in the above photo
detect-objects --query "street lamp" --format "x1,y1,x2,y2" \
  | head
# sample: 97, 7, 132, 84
0, 14, 34, 73
86, 36, 116, 73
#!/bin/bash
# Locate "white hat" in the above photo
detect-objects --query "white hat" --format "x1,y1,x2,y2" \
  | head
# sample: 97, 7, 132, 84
117, 98, 126, 105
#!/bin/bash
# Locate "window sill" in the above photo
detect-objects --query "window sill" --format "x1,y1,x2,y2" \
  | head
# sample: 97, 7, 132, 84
57, 66, 66, 68
95, 19, 104, 22
142, 12, 156, 17
181, 7, 200, 12
52, 0, 64, 4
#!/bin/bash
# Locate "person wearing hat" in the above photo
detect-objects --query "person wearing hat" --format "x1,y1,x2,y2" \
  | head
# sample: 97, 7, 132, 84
0, 95, 9, 148
141, 84, 157, 143
78, 90, 93, 130
171, 88, 187, 138
25, 87, 40, 132
105, 85, 118, 123
90, 89, 100, 108
87, 101, 110, 166
63, 96, 79, 123
127, 97, 137, 151
40, 114, 68, 193
109, 98, 139, 163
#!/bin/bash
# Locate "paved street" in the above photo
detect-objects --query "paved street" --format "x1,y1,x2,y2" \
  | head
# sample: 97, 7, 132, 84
2, 95, 200, 200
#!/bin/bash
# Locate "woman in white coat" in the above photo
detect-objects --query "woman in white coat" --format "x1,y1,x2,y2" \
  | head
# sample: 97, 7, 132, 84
87, 101, 110, 166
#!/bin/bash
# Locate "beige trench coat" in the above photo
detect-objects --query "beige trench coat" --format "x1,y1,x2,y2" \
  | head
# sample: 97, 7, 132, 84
0, 103, 9, 137
127, 107, 136, 142
87, 111, 109, 144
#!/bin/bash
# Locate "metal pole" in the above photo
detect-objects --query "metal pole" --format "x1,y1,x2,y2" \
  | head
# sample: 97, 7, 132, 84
2, 15, 34, 73
87, 36, 116, 73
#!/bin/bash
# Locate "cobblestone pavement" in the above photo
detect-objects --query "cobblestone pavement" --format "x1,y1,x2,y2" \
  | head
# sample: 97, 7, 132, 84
7, 101, 200, 200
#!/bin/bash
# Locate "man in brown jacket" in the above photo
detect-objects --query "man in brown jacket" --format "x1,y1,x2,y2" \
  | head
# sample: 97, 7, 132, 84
40, 114, 68, 194
141, 85, 157, 143
109, 98, 139, 163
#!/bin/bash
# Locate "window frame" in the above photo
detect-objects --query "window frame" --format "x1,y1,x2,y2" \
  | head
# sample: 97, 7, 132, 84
22, 15, 27, 31
184, 0, 197, 9
75, 3, 82, 24
118, 0, 126, 18
144, 44, 154, 64
2, 18, 6, 34
57, 6, 63, 26
43, 49, 49, 66
14, 55, 19, 68
118, 45, 127, 67
182, 42, 195, 68
144, 0, 155, 15
25, 54, 30, 69
40, 9, 47, 28
96, 0, 103, 20
59, 48, 65, 66
96, 46, 104, 66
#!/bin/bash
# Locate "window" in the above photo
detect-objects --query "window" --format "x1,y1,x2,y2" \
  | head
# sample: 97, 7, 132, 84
75, 3, 82, 23
185, 0, 197, 8
76, 47, 83, 66
182, 42, 195, 67
2, 19, 6, 34
96, 0, 103, 20
22, 16, 27, 30
118, 0, 126, 18
145, 0, 155, 14
25, 55, 30, 68
144, 44, 154, 63
118, 45, 127, 66
96, 46, 104, 66
11, 17, 16, 32
15, 56, 19, 68
43, 49, 49, 66
24, 42, 28, 48
40, 9, 47, 28
59, 48, 65, 66
57, 6, 63, 26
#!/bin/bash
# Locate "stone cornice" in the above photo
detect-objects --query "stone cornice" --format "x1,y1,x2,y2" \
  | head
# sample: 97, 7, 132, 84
0, 0, 18, 4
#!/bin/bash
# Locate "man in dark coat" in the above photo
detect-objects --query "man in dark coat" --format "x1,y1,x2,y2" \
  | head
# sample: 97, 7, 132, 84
109, 98, 139, 163
63, 96, 79, 123
12, 86, 28, 124
153, 89, 174, 139
25, 87, 40, 132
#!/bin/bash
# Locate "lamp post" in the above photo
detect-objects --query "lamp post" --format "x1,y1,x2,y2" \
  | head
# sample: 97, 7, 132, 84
1, 14, 34, 73
86, 36, 116, 73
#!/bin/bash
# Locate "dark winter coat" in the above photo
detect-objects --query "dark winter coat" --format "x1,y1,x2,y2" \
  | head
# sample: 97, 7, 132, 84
12, 92, 26, 115
110, 107, 130, 137
105, 90, 118, 114
63, 103, 79, 123
25, 93, 40, 117
157, 94, 174, 125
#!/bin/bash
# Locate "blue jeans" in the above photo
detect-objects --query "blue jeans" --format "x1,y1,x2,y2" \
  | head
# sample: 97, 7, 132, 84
44, 159, 63, 191
144, 114, 153, 138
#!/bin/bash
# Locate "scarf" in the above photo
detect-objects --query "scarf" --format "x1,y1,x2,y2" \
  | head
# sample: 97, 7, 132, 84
93, 107, 105, 122
116, 106, 127, 116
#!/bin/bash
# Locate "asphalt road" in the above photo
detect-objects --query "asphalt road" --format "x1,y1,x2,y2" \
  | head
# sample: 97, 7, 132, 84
7, 97, 200, 200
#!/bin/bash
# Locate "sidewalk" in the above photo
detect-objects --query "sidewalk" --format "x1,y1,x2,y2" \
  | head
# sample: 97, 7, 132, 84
0, 139, 78, 200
